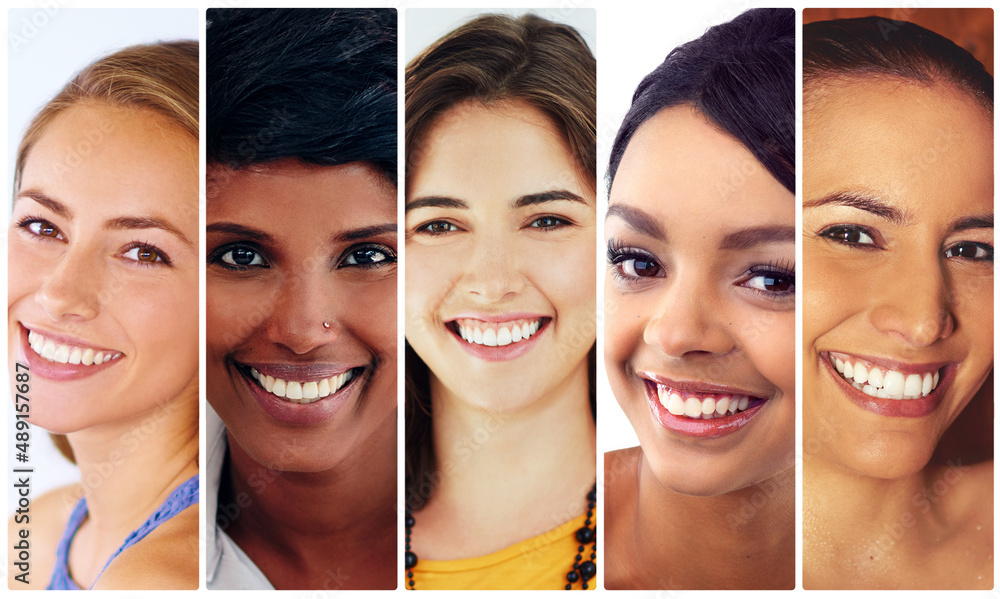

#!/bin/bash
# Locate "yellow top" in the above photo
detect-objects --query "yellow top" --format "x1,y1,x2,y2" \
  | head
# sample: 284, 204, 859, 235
409, 513, 594, 590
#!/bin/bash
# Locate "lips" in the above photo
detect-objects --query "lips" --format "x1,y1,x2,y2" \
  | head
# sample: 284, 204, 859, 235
444, 315, 550, 362
18, 324, 124, 381
821, 351, 952, 418
232, 359, 367, 426
640, 373, 771, 438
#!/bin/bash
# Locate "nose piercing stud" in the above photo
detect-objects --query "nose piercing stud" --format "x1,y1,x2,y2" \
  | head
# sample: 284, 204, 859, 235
323, 322, 331, 329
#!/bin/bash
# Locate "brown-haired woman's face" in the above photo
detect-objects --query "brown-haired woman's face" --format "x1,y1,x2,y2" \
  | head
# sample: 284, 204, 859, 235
803, 79, 993, 478
405, 100, 596, 413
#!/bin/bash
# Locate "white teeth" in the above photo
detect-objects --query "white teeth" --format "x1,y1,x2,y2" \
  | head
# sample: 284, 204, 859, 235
830, 354, 941, 401
453, 319, 543, 348
26, 330, 121, 366
250, 368, 356, 404
657, 386, 757, 420
853, 364, 868, 385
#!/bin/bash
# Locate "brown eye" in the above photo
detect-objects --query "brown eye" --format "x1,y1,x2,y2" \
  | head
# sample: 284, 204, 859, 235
27, 220, 64, 240
123, 245, 169, 265
944, 241, 993, 262
621, 257, 661, 278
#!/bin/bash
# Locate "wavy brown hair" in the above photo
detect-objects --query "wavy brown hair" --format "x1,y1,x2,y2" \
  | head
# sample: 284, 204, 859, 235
405, 13, 596, 510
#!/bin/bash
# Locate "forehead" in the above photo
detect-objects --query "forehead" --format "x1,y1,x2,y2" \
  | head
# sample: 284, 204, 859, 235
408, 99, 590, 204
208, 160, 395, 226
610, 105, 792, 229
805, 78, 993, 210
20, 102, 198, 228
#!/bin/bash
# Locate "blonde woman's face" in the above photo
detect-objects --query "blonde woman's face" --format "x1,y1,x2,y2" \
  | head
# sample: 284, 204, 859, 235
803, 79, 993, 478
405, 100, 596, 413
8, 103, 199, 433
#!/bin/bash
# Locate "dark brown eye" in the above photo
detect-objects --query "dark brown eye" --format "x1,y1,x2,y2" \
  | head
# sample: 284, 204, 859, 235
944, 241, 992, 261
621, 257, 661, 278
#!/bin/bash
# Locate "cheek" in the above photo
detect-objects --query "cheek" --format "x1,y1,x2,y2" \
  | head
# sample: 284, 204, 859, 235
742, 309, 795, 396
603, 281, 644, 372
206, 279, 273, 354
404, 245, 458, 326
803, 245, 857, 347
536, 235, 597, 320
345, 277, 397, 358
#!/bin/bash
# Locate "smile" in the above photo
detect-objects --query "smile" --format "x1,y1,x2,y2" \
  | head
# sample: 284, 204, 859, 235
640, 374, 771, 438
452, 317, 542, 347
26, 328, 122, 366
444, 315, 550, 362
828, 351, 939, 400
238, 363, 362, 405
821, 351, 952, 418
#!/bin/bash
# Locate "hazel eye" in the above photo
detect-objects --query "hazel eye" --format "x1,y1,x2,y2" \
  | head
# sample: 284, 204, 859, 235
820, 224, 876, 246
420, 221, 458, 234
122, 245, 165, 264
944, 241, 993, 262
221, 247, 265, 267
23, 219, 65, 241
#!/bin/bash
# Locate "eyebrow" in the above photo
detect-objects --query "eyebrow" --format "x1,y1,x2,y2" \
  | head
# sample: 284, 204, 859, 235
206, 222, 276, 244
719, 225, 796, 250
105, 216, 194, 248
952, 214, 993, 232
336, 223, 397, 242
17, 190, 72, 219
511, 190, 588, 209
405, 196, 469, 212
803, 191, 905, 225
605, 204, 666, 241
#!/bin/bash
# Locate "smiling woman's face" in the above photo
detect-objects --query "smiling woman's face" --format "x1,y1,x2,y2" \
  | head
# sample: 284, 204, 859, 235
605, 106, 795, 496
405, 100, 596, 413
206, 160, 397, 473
8, 103, 199, 433
803, 79, 993, 479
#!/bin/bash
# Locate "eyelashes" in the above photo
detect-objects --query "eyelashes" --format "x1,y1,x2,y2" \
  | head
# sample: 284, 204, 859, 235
410, 214, 575, 237
207, 242, 397, 272
818, 223, 994, 263
16, 215, 173, 267
606, 237, 795, 300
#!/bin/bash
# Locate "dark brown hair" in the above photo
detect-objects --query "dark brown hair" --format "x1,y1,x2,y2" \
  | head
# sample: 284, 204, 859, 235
404, 13, 596, 510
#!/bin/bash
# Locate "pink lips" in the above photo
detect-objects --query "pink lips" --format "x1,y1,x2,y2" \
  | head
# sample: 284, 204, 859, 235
17, 324, 122, 381
445, 314, 550, 362
640, 375, 771, 439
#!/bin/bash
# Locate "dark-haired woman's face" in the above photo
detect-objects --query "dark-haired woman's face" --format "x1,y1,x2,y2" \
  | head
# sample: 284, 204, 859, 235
206, 160, 397, 472
405, 100, 596, 413
605, 106, 795, 496
803, 79, 993, 478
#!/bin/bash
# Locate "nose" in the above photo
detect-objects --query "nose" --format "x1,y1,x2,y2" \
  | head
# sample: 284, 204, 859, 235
868, 255, 954, 347
265, 270, 340, 354
35, 248, 102, 322
643, 272, 736, 359
454, 230, 525, 302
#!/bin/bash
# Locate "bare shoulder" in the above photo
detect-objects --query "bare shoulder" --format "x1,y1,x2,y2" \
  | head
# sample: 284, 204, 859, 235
8, 483, 83, 590
92, 504, 199, 590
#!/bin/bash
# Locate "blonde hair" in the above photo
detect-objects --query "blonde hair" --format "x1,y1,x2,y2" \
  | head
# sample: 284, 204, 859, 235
14, 40, 199, 192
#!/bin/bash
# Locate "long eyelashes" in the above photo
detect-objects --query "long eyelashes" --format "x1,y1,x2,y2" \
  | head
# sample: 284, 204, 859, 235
739, 260, 795, 298
17, 215, 172, 267
207, 242, 397, 271
819, 223, 994, 263
337, 243, 397, 269
606, 238, 663, 282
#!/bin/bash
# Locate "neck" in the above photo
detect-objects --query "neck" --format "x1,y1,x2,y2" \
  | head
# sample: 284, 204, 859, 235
223, 411, 397, 554
631, 453, 794, 586
424, 359, 596, 525
67, 380, 199, 547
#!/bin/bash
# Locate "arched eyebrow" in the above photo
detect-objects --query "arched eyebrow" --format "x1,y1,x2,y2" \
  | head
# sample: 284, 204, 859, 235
719, 225, 795, 250
17, 190, 72, 218
335, 223, 396, 242
952, 214, 993, 232
605, 204, 665, 241
511, 190, 587, 208
405, 196, 468, 212
803, 191, 905, 225
206, 222, 275, 243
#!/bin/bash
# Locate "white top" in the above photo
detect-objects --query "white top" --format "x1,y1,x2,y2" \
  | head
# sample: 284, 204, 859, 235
206, 404, 274, 590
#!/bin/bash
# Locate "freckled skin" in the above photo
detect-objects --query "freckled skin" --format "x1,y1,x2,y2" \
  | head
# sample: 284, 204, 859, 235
803, 79, 993, 589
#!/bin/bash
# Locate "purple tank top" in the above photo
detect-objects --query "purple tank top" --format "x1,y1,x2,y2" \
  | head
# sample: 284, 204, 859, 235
47, 474, 199, 590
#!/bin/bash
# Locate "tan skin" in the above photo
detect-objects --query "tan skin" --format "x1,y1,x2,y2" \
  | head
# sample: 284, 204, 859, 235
404, 102, 596, 566
207, 161, 397, 589
603, 107, 796, 590
7, 104, 199, 589
803, 78, 993, 589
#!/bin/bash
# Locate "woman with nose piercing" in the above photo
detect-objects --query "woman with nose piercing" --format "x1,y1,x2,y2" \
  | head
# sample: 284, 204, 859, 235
602, 8, 796, 589
205, 9, 397, 589
801, 13, 993, 589
7, 39, 200, 589
404, 11, 597, 589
